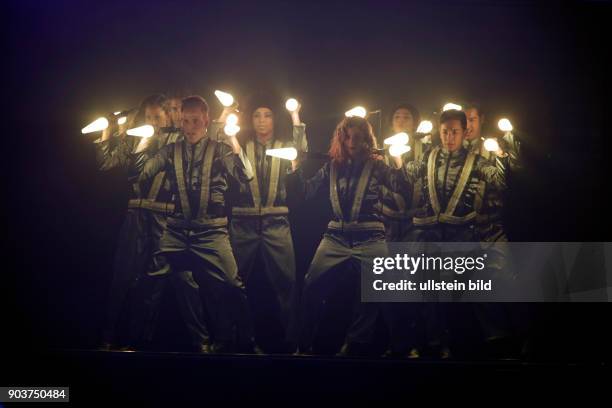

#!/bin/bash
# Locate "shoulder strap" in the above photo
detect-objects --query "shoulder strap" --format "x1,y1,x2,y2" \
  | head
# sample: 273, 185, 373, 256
443, 152, 477, 216
147, 172, 166, 200
174, 142, 192, 219
426, 147, 441, 215
382, 155, 407, 212
197, 139, 216, 219
245, 141, 261, 207
265, 139, 283, 207
329, 162, 343, 220
349, 160, 375, 222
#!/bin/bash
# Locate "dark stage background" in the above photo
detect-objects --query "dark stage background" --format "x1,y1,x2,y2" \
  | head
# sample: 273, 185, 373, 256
2, 0, 611, 365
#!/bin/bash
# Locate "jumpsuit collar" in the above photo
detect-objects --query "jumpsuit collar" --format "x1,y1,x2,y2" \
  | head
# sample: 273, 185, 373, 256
440, 146, 467, 159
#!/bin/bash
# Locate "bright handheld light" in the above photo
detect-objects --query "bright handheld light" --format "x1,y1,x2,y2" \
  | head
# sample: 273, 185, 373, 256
442, 103, 462, 111
127, 125, 155, 138
498, 118, 513, 132
285, 98, 299, 112
266, 147, 298, 161
82, 117, 109, 134
117, 116, 127, 125
484, 138, 500, 152
416, 120, 433, 134
226, 113, 238, 126
224, 123, 240, 137
384, 132, 409, 145
345, 106, 367, 118
215, 90, 234, 107
389, 144, 411, 157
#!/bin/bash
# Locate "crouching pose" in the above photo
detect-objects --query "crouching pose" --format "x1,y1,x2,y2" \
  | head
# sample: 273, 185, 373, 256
94, 94, 198, 350
137, 95, 257, 353
293, 116, 411, 356
404, 109, 507, 358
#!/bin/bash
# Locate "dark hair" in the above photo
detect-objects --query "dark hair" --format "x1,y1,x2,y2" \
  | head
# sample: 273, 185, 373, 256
387, 103, 421, 132
240, 92, 290, 142
439, 109, 467, 130
181, 95, 209, 114
140, 94, 169, 112
244, 92, 279, 115
464, 101, 484, 118
133, 94, 169, 125
328, 116, 377, 165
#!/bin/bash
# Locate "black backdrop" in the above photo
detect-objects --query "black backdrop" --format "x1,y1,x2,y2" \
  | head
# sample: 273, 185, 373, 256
2, 0, 610, 358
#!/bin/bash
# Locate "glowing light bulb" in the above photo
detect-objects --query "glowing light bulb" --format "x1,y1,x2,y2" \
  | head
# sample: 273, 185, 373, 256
345, 106, 367, 118
215, 90, 234, 107
384, 132, 409, 145
442, 103, 462, 111
113, 111, 121, 116
416, 120, 433, 134
126, 125, 155, 138
81, 117, 109, 134
285, 98, 299, 112
484, 138, 500, 152
498, 118, 513, 132
266, 147, 298, 161
226, 113, 238, 126
117, 116, 127, 125
389, 144, 411, 157
224, 123, 240, 136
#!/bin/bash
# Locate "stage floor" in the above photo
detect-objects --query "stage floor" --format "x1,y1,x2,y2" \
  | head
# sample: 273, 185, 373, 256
1, 348, 607, 404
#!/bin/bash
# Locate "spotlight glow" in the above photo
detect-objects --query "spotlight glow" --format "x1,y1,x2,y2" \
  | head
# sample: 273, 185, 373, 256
117, 116, 127, 125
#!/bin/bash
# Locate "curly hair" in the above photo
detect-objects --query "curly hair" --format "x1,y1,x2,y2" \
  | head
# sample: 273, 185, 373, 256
328, 116, 378, 165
